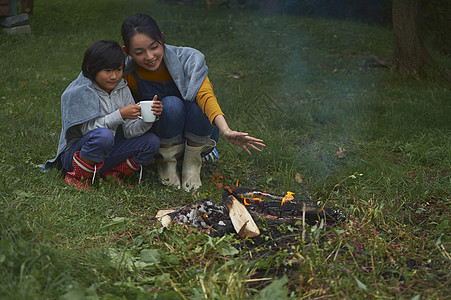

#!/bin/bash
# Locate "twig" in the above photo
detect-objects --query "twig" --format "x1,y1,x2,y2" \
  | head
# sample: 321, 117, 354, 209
215, 277, 273, 283
333, 240, 342, 261
245, 277, 272, 283
186, 186, 199, 206
302, 202, 306, 242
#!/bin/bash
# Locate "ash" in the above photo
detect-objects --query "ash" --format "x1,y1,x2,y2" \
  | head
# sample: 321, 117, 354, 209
168, 200, 235, 237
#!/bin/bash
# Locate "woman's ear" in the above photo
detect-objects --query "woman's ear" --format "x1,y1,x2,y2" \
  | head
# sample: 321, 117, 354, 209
122, 46, 128, 55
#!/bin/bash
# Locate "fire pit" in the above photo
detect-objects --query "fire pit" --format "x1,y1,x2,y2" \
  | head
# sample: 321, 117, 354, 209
155, 199, 235, 237
155, 186, 346, 238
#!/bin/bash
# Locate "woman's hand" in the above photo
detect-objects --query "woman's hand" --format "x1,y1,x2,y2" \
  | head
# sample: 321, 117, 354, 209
150, 95, 163, 116
120, 104, 141, 120
222, 128, 266, 155
214, 114, 265, 155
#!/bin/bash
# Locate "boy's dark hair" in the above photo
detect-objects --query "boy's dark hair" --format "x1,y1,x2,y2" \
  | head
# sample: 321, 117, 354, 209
121, 14, 164, 51
82, 40, 124, 81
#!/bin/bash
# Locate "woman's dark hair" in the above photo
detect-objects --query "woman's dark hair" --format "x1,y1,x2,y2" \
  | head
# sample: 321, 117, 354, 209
82, 40, 124, 80
121, 13, 164, 51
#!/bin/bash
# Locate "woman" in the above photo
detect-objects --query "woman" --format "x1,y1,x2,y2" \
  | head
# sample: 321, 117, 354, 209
121, 13, 265, 191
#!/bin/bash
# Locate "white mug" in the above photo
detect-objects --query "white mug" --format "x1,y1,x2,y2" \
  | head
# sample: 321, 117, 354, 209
138, 100, 157, 122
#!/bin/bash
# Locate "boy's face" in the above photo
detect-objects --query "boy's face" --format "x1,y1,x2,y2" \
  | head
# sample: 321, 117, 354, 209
95, 66, 123, 93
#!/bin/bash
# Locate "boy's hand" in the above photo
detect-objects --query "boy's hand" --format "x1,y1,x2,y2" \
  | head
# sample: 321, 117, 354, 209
120, 104, 141, 120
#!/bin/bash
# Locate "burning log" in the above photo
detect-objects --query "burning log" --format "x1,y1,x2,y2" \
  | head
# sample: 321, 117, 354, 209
155, 208, 177, 227
224, 195, 260, 238
223, 185, 345, 225
154, 186, 345, 238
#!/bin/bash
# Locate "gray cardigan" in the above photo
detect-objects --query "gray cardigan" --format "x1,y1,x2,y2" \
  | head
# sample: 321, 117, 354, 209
124, 44, 208, 102
42, 74, 152, 171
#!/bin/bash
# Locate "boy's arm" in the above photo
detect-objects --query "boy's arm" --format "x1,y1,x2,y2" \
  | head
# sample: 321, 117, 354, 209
80, 110, 124, 136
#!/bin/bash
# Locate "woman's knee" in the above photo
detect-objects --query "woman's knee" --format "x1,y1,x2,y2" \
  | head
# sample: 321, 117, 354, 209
161, 96, 184, 121
184, 100, 204, 117
184, 102, 213, 138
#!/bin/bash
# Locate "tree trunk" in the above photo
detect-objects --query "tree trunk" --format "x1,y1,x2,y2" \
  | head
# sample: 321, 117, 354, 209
392, 0, 434, 76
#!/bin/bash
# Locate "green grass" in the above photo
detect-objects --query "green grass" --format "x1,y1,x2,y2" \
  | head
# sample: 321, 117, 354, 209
1, 0, 450, 298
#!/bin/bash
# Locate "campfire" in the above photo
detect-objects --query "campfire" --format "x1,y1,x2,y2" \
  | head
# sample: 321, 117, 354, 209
156, 186, 345, 238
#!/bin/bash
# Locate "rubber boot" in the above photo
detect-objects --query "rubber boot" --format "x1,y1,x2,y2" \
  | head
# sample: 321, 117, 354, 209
181, 139, 216, 192
157, 143, 185, 189
64, 151, 104, 190
102, 157, 141, 186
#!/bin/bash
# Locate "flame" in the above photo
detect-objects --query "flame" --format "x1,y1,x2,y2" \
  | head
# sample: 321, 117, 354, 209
265, 215, 278, 219
243, 197, 262, 206
281, 191, 295, 206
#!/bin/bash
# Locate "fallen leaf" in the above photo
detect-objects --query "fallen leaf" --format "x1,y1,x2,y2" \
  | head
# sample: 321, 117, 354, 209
335, 147, 347, 158
295, 173, 303, 184
210, 171, 224, 182
227, 72, 241, 79
321, 62, 331, 69
210, 172, 225, 190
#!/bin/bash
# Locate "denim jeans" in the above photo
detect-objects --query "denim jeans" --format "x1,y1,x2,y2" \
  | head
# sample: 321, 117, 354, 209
60, 127, 160, 174
132, 71, 219, 147
151, 96, 215, 146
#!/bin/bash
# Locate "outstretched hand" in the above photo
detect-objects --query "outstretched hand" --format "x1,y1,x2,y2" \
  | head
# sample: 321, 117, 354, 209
222, 129, 265, 155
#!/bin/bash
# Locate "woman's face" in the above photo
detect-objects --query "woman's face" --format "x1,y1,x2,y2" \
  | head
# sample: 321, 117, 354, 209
127, 33, 164, 72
